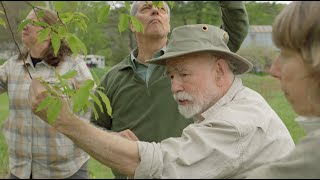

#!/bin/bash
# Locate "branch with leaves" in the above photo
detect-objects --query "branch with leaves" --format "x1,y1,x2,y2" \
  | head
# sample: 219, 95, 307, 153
0, 1, 174, 124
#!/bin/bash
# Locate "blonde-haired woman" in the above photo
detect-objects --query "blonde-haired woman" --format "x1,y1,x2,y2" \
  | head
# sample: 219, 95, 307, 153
247, 1, 320, 178
0, 7, 92, 179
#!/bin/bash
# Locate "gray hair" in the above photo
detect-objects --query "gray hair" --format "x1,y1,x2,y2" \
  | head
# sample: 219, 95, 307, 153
130, 1, 171, 17
210, 53, 237, 74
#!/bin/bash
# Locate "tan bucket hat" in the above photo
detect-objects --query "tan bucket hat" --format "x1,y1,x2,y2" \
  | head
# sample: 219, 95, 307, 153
147, 24, 253, 75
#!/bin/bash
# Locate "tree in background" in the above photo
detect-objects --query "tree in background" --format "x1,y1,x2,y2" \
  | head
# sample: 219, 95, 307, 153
0, 1, 287, 67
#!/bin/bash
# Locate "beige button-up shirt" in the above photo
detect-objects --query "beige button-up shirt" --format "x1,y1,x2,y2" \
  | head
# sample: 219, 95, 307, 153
0, 54, 92, 178
246, 116, 320, 178
135, 77, 295, 179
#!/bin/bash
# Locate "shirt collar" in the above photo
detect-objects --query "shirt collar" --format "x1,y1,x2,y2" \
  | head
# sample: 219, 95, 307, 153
130, 46, 166, 67
18, 53, 51, 68
18, 53, 32, 66
201, 76, 243, 120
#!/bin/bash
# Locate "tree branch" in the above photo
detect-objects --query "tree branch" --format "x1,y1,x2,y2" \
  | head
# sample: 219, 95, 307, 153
0, 1, 32, 79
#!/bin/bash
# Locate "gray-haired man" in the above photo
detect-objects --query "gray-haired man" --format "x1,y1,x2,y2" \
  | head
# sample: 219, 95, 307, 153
30, 24, 294, 178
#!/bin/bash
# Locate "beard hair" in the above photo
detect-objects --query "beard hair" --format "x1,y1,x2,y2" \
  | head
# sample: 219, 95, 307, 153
173, 87, 217, 119
173, 91, 204, 118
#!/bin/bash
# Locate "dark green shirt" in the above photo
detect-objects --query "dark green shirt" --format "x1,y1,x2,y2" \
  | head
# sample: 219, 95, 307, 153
91, 1, 249, 178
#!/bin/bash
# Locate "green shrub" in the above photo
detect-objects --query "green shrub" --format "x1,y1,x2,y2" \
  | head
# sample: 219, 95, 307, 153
238, 45, 278, 73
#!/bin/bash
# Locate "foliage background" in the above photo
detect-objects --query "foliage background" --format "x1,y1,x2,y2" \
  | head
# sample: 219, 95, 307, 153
0, 1, 286, 66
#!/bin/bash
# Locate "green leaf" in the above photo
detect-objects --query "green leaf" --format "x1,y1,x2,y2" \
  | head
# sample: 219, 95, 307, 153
0, 10, 4, 14
66, 34, 87, 56
51, 32, 61, 57
54, 68, 63, 83
96, 90, 112, 117
89, 93, 103, 113
75, 36, 88, 56
47, 98, 62, 125
90, 68, 101, 87
37, 28, 51, 43
18, 19, 32, 31
59, 12, 73, 24
33, 21, 49, 28
97, 4, 110, 23
0, 18, 6, 29
87, 101, 98, 120
66, 34, 79, 56
57, 26, 67, 37
36, 96, 53, 112
73, 79, 95, 113
118, 14, 129, 33
130, 16, 144, 33
61, 70, 77, 79
36, 10, 45, 18
152, 1, 163, 8
75, 12, 89, 21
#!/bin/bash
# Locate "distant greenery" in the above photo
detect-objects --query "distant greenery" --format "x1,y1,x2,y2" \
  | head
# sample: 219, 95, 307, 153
0, 1, 288, 66
245, 1, 286, 25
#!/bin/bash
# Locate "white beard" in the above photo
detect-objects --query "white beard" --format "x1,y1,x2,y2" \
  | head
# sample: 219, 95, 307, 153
174, 91, 212, 119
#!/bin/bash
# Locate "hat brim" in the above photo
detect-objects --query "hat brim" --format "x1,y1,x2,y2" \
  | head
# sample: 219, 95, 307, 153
147, 48, 253, 75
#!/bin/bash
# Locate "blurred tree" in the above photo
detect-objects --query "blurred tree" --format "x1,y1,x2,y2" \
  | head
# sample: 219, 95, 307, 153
0, 1, 288, 65
245, 1, 286, 25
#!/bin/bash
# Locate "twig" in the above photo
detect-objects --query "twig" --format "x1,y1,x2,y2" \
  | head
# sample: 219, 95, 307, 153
0, 1, 32, 79
24, 1, 44, 22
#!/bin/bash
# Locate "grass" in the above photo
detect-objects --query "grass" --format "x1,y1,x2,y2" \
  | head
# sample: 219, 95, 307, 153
0, 72, 305, 178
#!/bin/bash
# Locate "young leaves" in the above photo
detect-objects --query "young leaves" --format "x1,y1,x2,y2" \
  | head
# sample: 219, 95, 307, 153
66, 34, 88, 57
118, 13, 129, 33
36, 69, 112, 124
72, 79, 94, 113
51, 32, 61, 57
130, 16, 144, 33
37, 28, 51, 43
96, 90, 112, 117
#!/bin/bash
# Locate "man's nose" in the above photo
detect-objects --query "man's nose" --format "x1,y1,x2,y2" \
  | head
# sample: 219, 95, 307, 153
171, 77, 184, 94
151, 6, 160, 15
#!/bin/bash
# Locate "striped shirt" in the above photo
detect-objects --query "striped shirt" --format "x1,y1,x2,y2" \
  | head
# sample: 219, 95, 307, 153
0, 54, 93, 179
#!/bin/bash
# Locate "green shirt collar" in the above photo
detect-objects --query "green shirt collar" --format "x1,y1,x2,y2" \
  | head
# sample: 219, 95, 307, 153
130, 47, 166, 68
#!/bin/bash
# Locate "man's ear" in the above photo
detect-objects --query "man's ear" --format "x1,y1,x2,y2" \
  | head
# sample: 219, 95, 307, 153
214, 59, 229, 87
